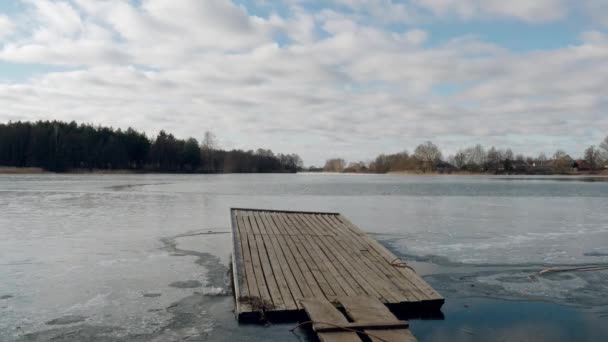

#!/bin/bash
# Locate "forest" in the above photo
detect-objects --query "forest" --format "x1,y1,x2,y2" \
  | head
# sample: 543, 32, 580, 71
0, 121, 303, 173
321, 139, 608, 174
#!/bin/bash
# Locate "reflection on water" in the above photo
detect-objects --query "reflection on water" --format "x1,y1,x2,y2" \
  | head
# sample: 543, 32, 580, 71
1, 174, 607, 341
413, 297, 608, 341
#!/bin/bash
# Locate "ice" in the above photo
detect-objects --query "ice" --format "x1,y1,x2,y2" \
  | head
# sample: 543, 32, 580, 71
2, 174, 608, 341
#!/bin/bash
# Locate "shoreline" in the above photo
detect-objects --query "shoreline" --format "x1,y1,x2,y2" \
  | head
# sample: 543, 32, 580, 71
0, 167, 297, 175
385, 170, 608, 176
1, 166, 606, 176
0, 167, 48, 174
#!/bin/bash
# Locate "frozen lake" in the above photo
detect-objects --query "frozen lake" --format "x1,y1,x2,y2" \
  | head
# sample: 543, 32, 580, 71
1, 173, 608, 341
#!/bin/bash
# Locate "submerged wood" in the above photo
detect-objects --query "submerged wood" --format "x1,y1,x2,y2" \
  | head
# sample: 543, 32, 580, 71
300, 296, 417, 342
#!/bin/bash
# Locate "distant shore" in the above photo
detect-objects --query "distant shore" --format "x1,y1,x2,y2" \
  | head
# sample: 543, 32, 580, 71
0, 167, 48, 174
385, 170, 608, 176
2, 166, 607, 176
0, 167, 142, 174
0, 167, 294, 175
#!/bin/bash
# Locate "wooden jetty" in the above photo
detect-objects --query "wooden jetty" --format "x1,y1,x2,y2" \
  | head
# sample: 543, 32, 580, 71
230, 208, 444, 328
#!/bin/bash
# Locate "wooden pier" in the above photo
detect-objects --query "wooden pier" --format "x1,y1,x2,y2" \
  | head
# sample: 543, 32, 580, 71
230, 208, 443, 327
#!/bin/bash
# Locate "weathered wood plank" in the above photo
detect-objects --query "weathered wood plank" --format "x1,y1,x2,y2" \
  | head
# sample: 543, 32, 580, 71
315, 321, 409, 333
288, 214, 349, 297
268, 214, 324, 298
337, 215, 443, 302
275, 213, 336, 298
259, 212, 304, 304
231, 212, 253, 317
313, 215, 405, 303
241, 215, 273, 306
230, 208, 443, 322
236, 216, 259, 298
305, 214, 385, 298
249, 215, 285, 310
339, 296, 417, 342
323, 214, 426, 302
264, 213, 314, 299
300, 298, 359, 342
252, 214, 298, 310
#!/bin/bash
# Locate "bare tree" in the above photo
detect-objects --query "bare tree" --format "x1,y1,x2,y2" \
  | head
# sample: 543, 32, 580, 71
463, 144, 486, 167
201, 130, 217, 151
584, 145, 602, 170
537, 153, 548, 166
486, 146, 502, 172
414, 141, 442, 171
323, 158, 346, 172
452, 151, 466, 169
552, 149, 572, 171
504, 148, 514, 161
600, 136, 608, 161
200, 130, 218, 172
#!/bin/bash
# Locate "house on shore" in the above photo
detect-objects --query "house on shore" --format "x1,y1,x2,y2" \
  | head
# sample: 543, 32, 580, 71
572, 159, 592, 172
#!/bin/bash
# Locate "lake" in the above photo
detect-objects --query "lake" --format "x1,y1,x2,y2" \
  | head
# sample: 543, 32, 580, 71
1, 173, 608, 341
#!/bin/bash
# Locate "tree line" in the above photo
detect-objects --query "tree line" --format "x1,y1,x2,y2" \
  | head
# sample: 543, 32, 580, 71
0, 121, 303, 173
321, 137, 608, 174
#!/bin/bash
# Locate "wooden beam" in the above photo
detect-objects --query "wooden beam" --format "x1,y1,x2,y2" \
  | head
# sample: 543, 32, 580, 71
314, 321, 409, 333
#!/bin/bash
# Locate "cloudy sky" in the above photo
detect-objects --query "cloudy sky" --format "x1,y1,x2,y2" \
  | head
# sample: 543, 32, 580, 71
0, 0, 607, 165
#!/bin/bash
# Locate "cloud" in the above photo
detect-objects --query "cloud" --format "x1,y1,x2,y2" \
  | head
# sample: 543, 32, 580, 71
0, 0, 606, 165
0, 14, 14, 39
581, 0, 608, 27
1, 0, 278, 66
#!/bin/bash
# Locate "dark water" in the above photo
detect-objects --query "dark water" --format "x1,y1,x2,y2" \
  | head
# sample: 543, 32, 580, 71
1, 174, 608, 341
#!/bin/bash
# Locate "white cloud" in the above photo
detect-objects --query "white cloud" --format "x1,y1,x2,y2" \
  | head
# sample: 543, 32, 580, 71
30, 0, 83, 36
581, 30, 608, 45
0, 0, 606, 164
404, 29, 428, 45
1, 0, 278, 67
0, 14, 14, 39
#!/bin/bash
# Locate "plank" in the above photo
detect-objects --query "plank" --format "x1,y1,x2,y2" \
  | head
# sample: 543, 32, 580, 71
268, 214, 325, 298
305, 215, 386, 299
252, 214, 298, 310
337, 215, 443, 302
236, 216, 259, 298
258, 212, 304, 303
339, 296, 417, 342
300, 298, 359, 342
323, 215, 425, 302
263, 213, 314, 299
312, 215, 405, 303
275, 213, 336, 298
315, 321, 408, 333
241, 215, 273, 307
288, 214, 349, 297
249, 215, 285, 310
231, 212, 253, 316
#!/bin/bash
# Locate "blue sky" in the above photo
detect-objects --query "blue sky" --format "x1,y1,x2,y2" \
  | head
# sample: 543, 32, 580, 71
0, 0, 607, 165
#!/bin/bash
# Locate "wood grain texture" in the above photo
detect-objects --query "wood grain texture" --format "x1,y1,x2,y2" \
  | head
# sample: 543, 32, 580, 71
230, 208, 444, 321
300, 298, 359, 342
301, 297, 417, 342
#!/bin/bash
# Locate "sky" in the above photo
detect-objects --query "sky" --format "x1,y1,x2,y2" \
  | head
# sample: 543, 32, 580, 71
0, 0, 607, 166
